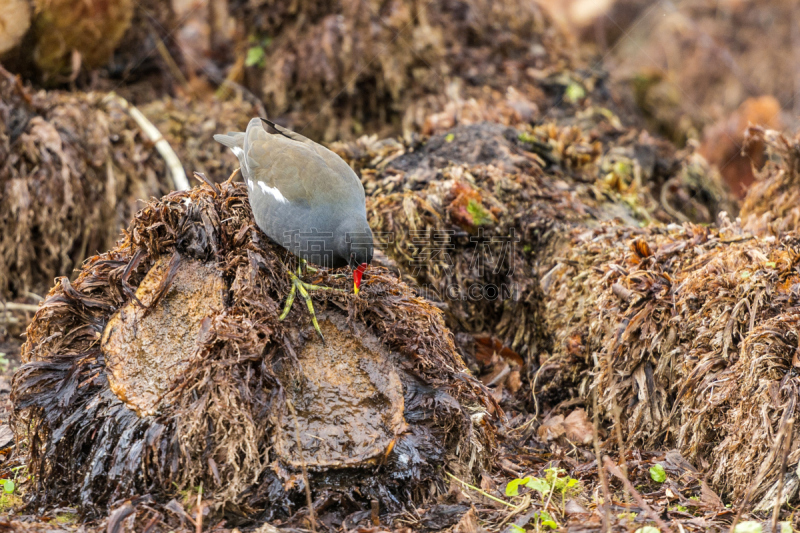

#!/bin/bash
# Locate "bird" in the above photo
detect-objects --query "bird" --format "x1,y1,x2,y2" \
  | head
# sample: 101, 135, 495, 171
214, 118, 373, 341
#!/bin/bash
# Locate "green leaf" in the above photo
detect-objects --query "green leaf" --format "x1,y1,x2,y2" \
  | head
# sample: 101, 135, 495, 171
245, 46, 265, 68
634, 527, 660, 533
733, 522, 763, 533
518, 132, 536, 143
780, 522, 793, 533
538, 510, 557, 529
466, 199, 493, 226
566, 478, 579, 487
509, 525, 525, 533
2, 480, 14, 494
525, 477, 551, 496
564, 82, 586, 103
649, 464, 666, 483
766, 261, 777, 268
445, 133, 455, 142
505, 477, 530, 497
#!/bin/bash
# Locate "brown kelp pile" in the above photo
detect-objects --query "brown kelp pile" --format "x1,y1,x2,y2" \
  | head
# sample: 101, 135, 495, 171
228, 0, 579, 140
331, 118, 734, 374
540, 216, 800, 503
0, 68, 258, 300
0, 68, 166, 300
11, 177, 495, 523
740, 127, 800, 237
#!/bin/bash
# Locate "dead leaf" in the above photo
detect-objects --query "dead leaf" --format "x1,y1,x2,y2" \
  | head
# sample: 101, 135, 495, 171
563, 408, 593, 445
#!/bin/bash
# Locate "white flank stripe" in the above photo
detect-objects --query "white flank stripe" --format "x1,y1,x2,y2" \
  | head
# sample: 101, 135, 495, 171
258, 181, 288, 204
247, 179, 254, 191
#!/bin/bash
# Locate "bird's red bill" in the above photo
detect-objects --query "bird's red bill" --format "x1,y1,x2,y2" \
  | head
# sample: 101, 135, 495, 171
353, 263, 367, 294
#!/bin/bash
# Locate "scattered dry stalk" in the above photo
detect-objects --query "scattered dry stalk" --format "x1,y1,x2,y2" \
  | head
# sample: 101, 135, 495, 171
603, 456, 673, 533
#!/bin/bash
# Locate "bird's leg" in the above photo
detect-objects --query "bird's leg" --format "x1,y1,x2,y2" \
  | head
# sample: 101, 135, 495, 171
299, 259, 318, 274
279, 260, 345, 342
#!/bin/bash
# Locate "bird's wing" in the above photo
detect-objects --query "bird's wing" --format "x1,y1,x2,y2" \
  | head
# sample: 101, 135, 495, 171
243, 118, 364, 208
259, 119, 363, 192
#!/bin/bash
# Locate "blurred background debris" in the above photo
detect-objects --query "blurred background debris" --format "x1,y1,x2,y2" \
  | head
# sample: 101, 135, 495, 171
2, 0, 800, 530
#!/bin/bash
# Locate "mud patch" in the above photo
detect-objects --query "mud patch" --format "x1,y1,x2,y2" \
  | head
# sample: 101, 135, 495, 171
273, 314, 406, 469
102, 256, 226, 416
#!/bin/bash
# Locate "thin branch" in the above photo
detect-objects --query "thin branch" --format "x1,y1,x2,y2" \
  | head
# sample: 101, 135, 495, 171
593, 388, 611, 532
2, 302, 39, 312
103, 93, 189, 191
771, 418, 794, 531
445, 472, 517, 509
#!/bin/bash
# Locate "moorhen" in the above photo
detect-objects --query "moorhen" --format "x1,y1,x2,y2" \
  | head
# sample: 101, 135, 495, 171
214, 118, 373, 340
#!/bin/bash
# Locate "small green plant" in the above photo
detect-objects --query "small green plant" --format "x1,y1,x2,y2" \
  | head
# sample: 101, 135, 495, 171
634, 527, 660, 533
617, 512, 637, 521
0, 352, 8, 373
245, 35, 272, 68
466, 199, 493, 226
649, 463, 666, 483
509, 525, 525, 533
444, 133, 455, 142
535, 510, 557, 530
564, 82, 586, 103
518, 131, 536, 144
669, 504, 688, 513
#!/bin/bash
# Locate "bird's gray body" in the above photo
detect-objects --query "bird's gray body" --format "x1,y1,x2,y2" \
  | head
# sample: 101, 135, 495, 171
214, 118, 372, 269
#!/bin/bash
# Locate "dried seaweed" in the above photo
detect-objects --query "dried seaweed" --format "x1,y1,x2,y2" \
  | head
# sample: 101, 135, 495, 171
331, 119, 734, 375
0, 69, 259, 300
540, 214, 800, 503
741, 127, 800, 237
12, 177, 496, 521
228, 0, 580, 140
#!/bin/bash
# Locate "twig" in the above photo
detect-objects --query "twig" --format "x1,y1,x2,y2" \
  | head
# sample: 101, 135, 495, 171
603, 456, 674, 533
287, 399, 317, 533
2, 302, 39, 312
195, 483, 203, 533
103, 93, 189, 191
592, 388, 611, 532
24, 291, 43, 302
445, 472, 517, 509
371, 500, 380, 526
772, 418, 794, 531
611, 399, 633, 509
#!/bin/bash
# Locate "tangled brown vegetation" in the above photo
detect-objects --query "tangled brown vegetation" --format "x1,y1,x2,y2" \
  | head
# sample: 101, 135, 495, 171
741, 127, 800, 237
12, 177, 495, 523
0, 67, 257, 300
539, 209, 800, 504
229, 0, 578, 140
330, 116, 734, 378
